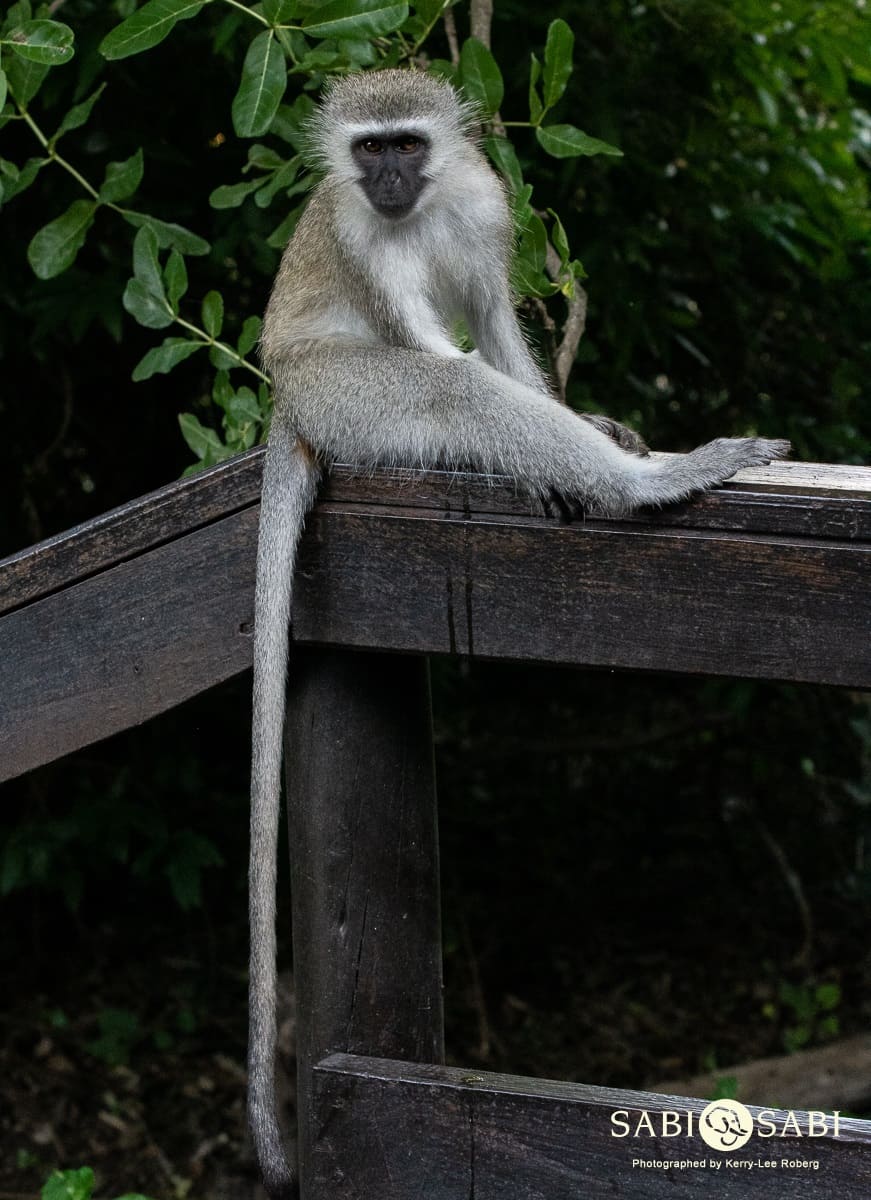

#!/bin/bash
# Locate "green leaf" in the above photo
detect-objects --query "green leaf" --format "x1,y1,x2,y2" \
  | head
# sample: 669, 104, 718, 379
212, 371, 233, 409
270, 94, 316, 149
511, 254, 558, 300
336, 37, 377, 67
99, 147, 143, 202
254, 157, 304, 207
41, 1167, 95, 1200
232, 30, 287, 138
519, 210, 548, 274
458, 37, 503, 118
569, 257, 586, 283
548, 208, 569, 265
123, 278, 173, 328
290, 47, 340, 73
179, 411, 222, 460
0, 154, 45, 203
267, 202, 304, 248
427, 58, 456, 83
238, 315, 262, 356
262, 0, 299, 20
51, 84, 106, 143
4, 19, 74, 65
0, 67, 7, 113
512, 210, 556, 298
247, 143, 285, 170
209, 342, 237, 370
510, 181, 534, 229
276, 26, 307, 62
202, 290, 224, 337
132, 336, 203, 380
4, 52, 48, 103
132, 224, 164, 299
535, 123, 622, 159
100, 0, 207, 61
27, 199, 96, 278
164, 249, 188, 310
302, 0, 409, 41
227, 386, 261, 423
209, 178, 264, 209
123, 211, 210, 255
528, 52, 542, 125
542, 19, 573, 110
227, 422, 259, 451
485, 135, 523, 193
815, 983, 841, 1011
2, 2, 32, 28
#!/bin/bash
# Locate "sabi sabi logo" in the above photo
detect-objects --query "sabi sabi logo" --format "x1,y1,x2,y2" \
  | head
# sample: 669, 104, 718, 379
698, 1100, 754, 1151
610, 1103, 842, 1147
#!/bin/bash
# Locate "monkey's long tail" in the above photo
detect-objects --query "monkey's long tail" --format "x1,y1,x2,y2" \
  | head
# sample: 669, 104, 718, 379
249, 419, 321, 1200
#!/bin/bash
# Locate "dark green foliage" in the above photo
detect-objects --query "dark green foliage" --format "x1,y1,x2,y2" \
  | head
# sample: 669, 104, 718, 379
0, 0, 651, 486
40, 1165, 152, 1200
0, 9, 869, 1190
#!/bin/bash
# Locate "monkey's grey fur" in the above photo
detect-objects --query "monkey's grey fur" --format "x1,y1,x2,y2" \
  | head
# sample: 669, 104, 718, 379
248, 68, 789, 1199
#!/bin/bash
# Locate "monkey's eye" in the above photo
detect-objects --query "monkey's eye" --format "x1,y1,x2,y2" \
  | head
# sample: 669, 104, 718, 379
394, 137, 422, 153
360, 139, 383, 154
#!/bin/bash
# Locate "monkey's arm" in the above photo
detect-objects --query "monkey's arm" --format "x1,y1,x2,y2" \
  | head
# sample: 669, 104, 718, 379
465, 286, 551, 393
464, 284, 649, 456
268, 342, 788, 517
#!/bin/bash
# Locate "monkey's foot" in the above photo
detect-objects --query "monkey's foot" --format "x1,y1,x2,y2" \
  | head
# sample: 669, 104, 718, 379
580, 413, 650, 457
542, 487, 585, 524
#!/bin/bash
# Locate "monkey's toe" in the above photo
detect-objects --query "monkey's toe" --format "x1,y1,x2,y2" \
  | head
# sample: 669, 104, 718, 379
580, 413, 650, 457
544, 487, 575, 524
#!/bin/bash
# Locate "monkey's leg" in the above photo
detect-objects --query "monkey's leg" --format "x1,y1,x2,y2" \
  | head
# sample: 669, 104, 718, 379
269, 343, 788, 518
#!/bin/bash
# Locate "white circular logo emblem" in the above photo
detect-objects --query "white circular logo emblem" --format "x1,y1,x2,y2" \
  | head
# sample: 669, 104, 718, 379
699, 1099, 754, 1151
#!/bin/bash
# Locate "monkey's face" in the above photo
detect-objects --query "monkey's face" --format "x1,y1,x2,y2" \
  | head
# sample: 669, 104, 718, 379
351, 132, 430, 219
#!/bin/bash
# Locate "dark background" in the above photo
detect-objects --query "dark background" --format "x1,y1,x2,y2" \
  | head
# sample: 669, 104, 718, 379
1, 0, 869, 1195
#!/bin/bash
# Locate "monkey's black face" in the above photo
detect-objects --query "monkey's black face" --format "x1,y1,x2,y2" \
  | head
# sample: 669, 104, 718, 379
351, 133, 430, 218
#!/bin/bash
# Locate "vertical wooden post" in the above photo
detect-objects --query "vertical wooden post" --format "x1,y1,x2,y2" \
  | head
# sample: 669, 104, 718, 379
284, 646, 444, 1197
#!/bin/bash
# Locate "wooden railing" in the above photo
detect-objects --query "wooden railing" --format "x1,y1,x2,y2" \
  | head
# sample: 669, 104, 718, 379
2, 450, 870, 1196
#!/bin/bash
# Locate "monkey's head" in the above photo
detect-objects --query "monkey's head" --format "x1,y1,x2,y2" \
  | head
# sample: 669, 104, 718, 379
308, 69, 479, 220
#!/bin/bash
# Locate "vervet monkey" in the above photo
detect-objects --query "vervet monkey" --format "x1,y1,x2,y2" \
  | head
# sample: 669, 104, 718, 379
248, 68, 789, 1197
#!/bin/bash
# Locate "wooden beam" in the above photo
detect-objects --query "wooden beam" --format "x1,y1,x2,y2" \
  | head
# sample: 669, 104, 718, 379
308, 1053, 871, 1199
2, 454, 869, 618
2, 458, 870, 781
285, 650, 443, 1195
0, 510, 258, 781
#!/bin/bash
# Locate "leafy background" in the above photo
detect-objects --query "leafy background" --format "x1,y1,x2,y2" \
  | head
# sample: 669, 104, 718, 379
1, 0, 870, 1195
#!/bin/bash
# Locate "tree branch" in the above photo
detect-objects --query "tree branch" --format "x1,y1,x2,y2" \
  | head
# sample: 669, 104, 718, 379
545, 243, 588, 401
470, 0, 494, 48
443, 4, 460, 66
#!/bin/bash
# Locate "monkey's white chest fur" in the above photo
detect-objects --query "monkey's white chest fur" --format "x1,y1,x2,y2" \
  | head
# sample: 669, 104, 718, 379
339, 190, 482, 358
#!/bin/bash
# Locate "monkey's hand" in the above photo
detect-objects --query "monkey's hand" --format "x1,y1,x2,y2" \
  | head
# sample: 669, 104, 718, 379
579, 413, 649, 457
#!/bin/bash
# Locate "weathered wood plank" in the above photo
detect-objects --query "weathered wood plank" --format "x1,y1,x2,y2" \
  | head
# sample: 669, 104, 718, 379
309, 1053, 871, 1199
2, 455, 870, 617
0, 510, 258, 781
285, 650, 443, 1196
0, 448, 264, 617
2, 492, 870, 781
292, 508, 871, 685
